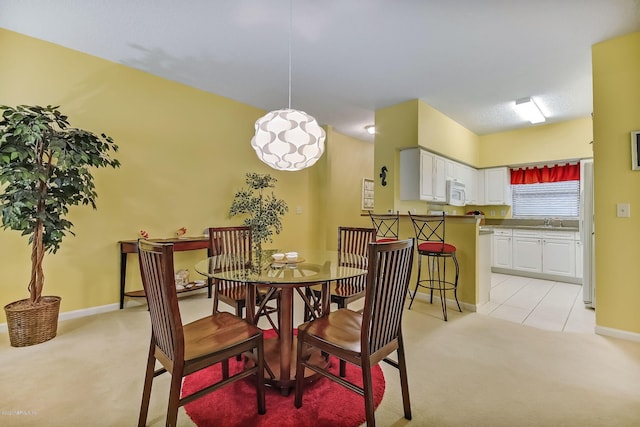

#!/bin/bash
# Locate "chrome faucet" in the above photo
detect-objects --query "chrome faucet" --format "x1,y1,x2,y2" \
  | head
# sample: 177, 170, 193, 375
544, 218, 552, 226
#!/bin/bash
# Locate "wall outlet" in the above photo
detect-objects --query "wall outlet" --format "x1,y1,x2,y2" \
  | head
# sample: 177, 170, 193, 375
500, 209, 506, 216
296, 206, 302, 215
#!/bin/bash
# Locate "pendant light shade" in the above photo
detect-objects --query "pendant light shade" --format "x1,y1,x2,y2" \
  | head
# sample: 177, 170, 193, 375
250, 0, 325, 171
251, 108, 326, 171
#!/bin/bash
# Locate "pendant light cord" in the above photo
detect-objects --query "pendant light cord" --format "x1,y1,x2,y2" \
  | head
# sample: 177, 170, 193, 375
288, 0, 292, 110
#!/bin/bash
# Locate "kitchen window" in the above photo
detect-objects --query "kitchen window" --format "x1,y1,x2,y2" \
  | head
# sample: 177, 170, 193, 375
510, 163, 580, 218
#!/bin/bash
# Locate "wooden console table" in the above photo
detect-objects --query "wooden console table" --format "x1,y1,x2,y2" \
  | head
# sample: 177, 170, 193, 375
119, 237, 212, 309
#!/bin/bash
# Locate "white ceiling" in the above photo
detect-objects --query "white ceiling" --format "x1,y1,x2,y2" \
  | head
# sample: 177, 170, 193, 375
1, 1, 639, 142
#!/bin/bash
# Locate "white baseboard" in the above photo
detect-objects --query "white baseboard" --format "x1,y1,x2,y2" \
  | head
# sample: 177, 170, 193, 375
595, 325, 640, 342
0, 303, 120, 333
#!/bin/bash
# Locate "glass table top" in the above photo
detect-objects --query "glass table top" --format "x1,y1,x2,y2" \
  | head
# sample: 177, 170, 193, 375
194, 249, 367, 287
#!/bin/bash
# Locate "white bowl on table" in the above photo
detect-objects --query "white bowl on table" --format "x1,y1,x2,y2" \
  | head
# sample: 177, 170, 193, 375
272, 253, 285, 262
285, 252, 298, 262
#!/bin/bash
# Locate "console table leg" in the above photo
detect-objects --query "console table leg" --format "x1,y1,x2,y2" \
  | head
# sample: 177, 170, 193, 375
120, 252, 127, 309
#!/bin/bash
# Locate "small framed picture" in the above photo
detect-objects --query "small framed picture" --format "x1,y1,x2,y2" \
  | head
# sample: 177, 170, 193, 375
362, 178, 374, 210
632, 131, 640, 170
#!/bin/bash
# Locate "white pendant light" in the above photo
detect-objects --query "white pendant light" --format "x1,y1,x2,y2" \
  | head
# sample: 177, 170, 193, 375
251, 0, 325, 171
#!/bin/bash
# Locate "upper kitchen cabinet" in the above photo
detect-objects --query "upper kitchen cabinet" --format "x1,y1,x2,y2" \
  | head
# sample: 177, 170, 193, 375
400, 148, 446, 202
445, 159, 477, 204
460, 164, 477, 204
477, 167, 512, 205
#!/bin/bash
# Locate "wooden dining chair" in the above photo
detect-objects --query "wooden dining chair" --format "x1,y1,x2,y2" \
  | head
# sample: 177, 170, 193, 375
304, 227, 375, 329
208, 226, 280, 330
137, 239, 265, 427
294, 239, 415, 427
368, 211, 400, 242
331, 226, 377, 310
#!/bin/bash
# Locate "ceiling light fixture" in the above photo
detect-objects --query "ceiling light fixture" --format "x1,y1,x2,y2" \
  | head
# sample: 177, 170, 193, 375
365, 125, 375, 135
250, 0, 325, 171
514, 97, 546, 124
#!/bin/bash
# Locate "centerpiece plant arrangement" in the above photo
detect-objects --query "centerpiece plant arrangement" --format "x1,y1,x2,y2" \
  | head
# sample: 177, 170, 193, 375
229, 172, 288, 264
0, 105, 120, 347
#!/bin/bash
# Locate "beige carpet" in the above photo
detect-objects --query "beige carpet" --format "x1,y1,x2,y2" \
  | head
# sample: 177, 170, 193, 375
1, 292, 639, 427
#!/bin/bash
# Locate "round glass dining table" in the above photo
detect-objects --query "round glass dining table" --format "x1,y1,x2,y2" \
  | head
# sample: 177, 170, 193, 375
195, 250, 367, 395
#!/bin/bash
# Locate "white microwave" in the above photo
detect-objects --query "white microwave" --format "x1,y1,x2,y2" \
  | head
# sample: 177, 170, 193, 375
446, 180, 466, 206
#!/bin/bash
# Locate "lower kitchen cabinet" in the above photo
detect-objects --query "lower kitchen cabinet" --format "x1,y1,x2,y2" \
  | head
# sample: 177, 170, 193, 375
512, 231, 542, 273
491, 227, 581, 284
492, 229, 512, 269
541, 231, 576, 277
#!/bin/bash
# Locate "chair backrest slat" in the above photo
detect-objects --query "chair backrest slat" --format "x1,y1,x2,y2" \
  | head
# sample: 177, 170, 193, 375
138, 240, 183, 363
337, 227, 376, 290
361, 239, 414, 356
209, 226, 252, 270
338, 226, 376, 267
207, 226, 253, 312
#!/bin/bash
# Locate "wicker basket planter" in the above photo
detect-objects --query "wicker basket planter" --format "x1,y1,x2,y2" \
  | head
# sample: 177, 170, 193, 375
4, 296, 61, 347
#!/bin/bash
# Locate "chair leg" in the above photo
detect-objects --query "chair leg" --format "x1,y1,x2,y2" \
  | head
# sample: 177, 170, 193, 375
138, 342, 156, 427
337, 299, 347, 378
438, 256, 448, 321
408, 253, 422, 309
256, 338, 266, 415
222, 359, 230, 380
235, 303, 244, 361
361, 358, 376, 427
429, 255, 436, 304
294, 331, 308, 408
397, 332, 412, 420
452, 253, 462, 312
166, 368, 183, 427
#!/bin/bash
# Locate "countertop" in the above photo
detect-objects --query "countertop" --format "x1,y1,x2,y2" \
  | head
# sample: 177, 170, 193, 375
482, 218, 579, 232
482, 224, 579, 232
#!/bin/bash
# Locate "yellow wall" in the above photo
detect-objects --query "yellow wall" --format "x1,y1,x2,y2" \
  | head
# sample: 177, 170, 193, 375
374, 99, 481, 215
592, 31, 640, 333
319, 127, 374, 249
373, 100, 419, 213
417, 100, 480, 166
0, 29, 372, 322
478, 117, 594, 167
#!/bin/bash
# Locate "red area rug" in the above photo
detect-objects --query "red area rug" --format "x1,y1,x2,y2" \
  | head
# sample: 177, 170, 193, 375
182, 332, 385, 427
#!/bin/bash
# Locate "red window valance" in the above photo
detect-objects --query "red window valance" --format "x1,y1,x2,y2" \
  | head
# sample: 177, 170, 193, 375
510, 163, 580, 185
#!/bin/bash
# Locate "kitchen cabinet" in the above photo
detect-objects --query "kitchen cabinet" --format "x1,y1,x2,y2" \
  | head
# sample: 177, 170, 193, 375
492, 229, 512, 268
444, 157, 477, 204
477, 167, 511, 205
433, 155, 446, 202
512, 230, 542, 272
541, 230, 576, 277
491, 227, 581, 283
399, 148, 446, 202
460, 164, 477, 204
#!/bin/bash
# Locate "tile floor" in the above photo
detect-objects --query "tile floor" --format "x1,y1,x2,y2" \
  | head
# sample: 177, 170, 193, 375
477, 273, 596, 333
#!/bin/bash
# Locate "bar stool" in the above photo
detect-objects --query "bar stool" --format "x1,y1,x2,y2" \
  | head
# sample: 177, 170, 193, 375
407, 212, 461, 321
368, 211, 400, 242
